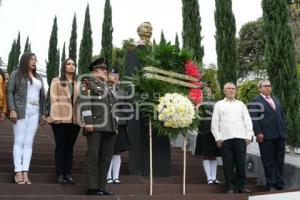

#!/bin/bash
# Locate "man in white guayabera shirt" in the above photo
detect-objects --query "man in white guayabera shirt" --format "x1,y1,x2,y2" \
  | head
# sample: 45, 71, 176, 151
211, 82, 253, 194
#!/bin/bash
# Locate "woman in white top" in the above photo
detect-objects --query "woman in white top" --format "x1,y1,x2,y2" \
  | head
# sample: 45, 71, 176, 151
7, 52, 46, 184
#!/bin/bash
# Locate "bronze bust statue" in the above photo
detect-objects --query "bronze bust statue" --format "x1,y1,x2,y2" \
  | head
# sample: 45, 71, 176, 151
137, 21, 153, 46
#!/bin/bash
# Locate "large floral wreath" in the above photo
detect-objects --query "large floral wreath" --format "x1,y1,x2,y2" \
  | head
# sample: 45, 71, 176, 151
129, 42, 202, 139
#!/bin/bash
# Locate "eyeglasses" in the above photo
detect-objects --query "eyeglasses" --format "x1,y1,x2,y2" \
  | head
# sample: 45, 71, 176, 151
261, 85, 271, 88
30, 58, 38, 62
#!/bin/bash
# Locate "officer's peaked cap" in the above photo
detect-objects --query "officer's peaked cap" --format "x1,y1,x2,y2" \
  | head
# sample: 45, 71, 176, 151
88, 57, 108, 71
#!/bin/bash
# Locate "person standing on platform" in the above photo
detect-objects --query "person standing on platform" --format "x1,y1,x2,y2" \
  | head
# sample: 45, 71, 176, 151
249, 80, 287, 191
47, 58, 80, 184
106, 68, 131, 184
78, 58, 118, 196
195, 84, 221, 184
211, 82, 253, 194
7, 52, 46, 184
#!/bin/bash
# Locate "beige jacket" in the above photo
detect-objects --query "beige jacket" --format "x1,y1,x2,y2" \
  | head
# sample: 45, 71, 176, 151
47, 77, 79, 124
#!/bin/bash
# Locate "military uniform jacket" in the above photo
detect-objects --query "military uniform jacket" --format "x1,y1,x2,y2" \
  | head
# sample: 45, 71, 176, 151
79, 77, 118, 134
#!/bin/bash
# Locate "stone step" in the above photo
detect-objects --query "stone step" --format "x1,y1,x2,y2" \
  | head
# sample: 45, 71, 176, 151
0, 158, 203, 171
0, 194, 249, 200
0, 183, 267, 195
0, 164, 224, 177
0, 173, 258, 185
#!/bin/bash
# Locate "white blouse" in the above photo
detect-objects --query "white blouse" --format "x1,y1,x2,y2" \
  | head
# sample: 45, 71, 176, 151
26, 77, 42, 107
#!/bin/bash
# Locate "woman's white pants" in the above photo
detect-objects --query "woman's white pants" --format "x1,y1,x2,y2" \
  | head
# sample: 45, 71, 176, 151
13, 105, 39, 172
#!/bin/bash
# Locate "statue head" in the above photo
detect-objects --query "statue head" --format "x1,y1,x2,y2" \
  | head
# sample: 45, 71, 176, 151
137, 21, 153, 45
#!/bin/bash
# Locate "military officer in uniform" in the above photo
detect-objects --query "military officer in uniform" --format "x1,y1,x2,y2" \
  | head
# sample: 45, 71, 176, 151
78, 58, 118, 196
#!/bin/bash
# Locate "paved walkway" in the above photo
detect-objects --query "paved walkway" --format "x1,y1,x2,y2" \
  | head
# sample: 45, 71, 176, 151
250, 191, 300, 200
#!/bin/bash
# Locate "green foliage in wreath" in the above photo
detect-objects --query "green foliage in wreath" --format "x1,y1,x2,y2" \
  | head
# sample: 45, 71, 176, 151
127, 42, 200, 139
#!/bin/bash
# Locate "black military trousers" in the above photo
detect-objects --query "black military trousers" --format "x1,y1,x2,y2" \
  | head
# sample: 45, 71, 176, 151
51, 123, 80, 176
221, 138, 247, 191
85, 131, 116, 190
258, 139, 285, 188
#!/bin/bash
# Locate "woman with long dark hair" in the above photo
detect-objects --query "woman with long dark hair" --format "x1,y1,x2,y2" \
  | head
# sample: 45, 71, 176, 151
0, 68, 7, 122
7, 52, 46, 184
47, 58, 80, 184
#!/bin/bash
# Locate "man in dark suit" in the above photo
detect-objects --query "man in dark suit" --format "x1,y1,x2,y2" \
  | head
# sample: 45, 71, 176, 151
249, 80, 287, 191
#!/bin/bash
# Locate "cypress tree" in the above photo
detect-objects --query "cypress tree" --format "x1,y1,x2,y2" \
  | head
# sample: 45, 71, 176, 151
46, 16, 59, 86
69, 14, 77, 64
175, 33, 180, 51
160, 30, 166, 45
15, 32, 21, 67
153, 38, 156, 46
7, 40, 17, 74
24, 36, 30, 53
215, 0, 237, 89
182, 0, 204, 64
61, 42, 66, 63
263, 0, 300, 146
78, 5, 93, 75
58, 49, 60, 75
100, 0, 113, 67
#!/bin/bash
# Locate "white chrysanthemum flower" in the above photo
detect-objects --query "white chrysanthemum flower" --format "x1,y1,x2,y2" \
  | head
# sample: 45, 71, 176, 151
157, 93, 195, 128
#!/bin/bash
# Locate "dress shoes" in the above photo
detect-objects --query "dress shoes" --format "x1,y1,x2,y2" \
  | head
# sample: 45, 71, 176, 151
57, 174, 67, 184
86, 189, 113, 196
276, 185, 285, 190
97, 188, 114, 195
65, 175, 75, 184
268, 186, 277, 192
237, 188, 251, 193
226, 190, 235, 194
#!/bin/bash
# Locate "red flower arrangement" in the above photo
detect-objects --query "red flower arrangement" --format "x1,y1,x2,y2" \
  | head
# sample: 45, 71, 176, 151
184, 60, 202, 105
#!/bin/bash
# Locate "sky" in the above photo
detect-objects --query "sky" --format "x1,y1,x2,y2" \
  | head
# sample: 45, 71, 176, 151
0, 0, 262, 70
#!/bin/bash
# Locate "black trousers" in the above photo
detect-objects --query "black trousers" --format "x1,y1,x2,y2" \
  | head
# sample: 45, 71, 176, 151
85, 131, 116, 190
258, 139, 285, 187
51, 123, 80, 176
221, 138, 247, 191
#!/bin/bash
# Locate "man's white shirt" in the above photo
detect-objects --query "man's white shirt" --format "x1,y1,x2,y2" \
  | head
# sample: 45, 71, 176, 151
211, 98, 254, 141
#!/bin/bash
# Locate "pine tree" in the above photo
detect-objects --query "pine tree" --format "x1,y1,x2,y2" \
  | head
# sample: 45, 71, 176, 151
69, 14, 77, 64
263, 0, 300, 146
46, 16, 59, 86
24, 36, 31, 53
160, 30, 166, 45
61, 42, 66, 63
215, 0, 237, 89
175, 33, 180, 51
182, 0, 204, 64
78, 5, 93, 75
7, 40, 17, 75
100, 0, 113, 67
